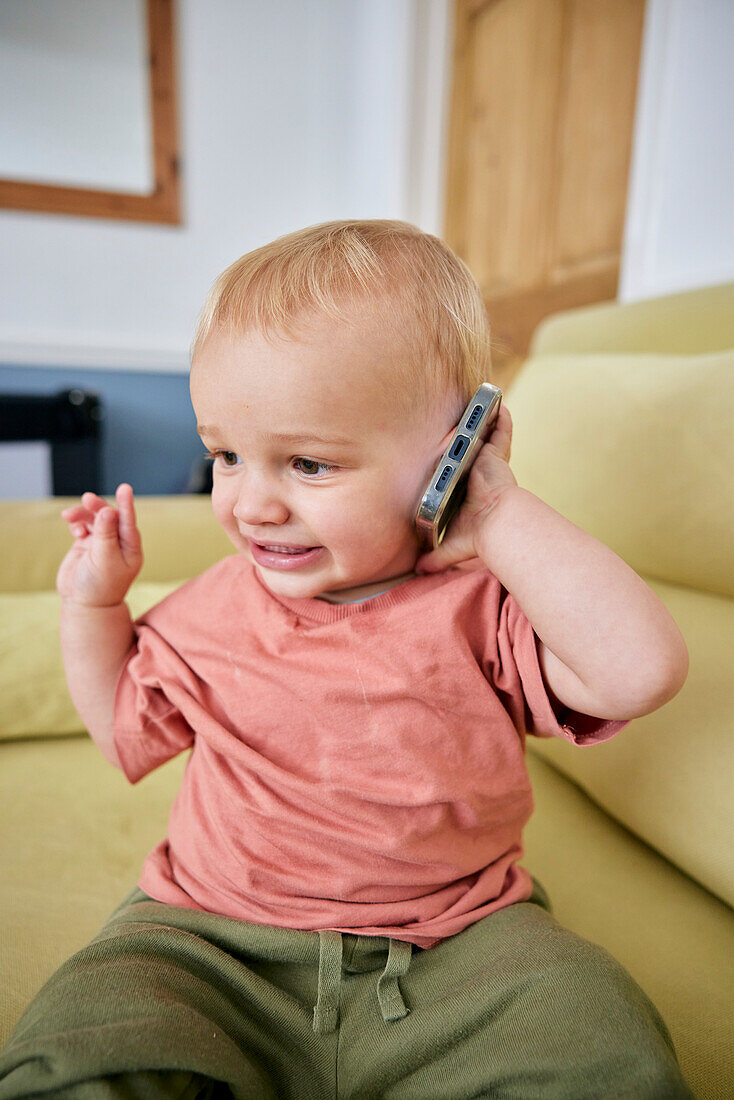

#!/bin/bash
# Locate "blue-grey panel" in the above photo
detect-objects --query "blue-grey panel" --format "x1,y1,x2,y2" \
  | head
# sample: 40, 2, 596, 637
0, 364, 208, 496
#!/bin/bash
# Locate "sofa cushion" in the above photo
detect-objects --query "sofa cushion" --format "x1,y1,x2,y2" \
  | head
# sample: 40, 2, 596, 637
524, 751, 734, 1100
0, 495, 232, 594
506, 348, 734, 597
506, 349, 734, 909
1, 736, 730, 1099
0, 737, 187, 1048
0, 582, 183, 740
526, 576, 734, 910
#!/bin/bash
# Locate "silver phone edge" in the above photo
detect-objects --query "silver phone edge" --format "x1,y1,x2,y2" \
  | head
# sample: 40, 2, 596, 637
415, 383, 503, 551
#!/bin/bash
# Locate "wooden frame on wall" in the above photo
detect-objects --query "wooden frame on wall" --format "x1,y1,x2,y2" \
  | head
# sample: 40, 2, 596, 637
0, 0, 181, 224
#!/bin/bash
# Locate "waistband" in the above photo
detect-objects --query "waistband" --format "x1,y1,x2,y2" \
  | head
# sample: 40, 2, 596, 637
313, 930, 413, 1034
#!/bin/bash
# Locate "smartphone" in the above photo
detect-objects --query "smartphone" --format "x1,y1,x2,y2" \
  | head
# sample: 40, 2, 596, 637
415, 382, 503, 550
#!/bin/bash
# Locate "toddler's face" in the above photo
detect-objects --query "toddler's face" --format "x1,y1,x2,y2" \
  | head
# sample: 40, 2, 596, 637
190, 312, 457, 602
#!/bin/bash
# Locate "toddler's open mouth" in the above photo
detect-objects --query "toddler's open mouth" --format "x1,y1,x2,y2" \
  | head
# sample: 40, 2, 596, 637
250, 541, 326, 570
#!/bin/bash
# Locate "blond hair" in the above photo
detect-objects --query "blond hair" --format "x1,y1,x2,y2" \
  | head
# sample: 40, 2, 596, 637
190, 219, 493, 422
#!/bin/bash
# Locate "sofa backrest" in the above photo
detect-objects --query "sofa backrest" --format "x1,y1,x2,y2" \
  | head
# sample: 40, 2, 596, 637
507, 327, 734, 911
530, 281, 734, 357
0, 495, 232, 593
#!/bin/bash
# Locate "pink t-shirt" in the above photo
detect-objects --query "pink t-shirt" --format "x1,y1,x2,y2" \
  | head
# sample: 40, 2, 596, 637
112, 555, 630, 948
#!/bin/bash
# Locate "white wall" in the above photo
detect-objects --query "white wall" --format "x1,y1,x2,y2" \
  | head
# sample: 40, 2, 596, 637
620, 0, 734, 301
2, 0, 732, 378
0, 0, 453, 374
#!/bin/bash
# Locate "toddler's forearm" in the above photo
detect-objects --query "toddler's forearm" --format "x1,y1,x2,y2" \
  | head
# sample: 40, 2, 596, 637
475, 487, 688, 713
59, 599, 135, 769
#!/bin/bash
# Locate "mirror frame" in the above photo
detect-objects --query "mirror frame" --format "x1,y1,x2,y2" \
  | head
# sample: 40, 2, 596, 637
0, 0, 181, 224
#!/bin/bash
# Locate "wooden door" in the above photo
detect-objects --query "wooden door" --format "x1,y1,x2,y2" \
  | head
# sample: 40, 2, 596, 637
444, 0, 646, 390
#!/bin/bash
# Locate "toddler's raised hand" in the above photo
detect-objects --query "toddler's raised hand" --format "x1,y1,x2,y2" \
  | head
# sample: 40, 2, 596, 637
57, 484, 144, 607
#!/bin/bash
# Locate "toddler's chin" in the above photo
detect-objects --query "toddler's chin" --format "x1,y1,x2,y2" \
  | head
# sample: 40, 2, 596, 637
254, 565, 332, 600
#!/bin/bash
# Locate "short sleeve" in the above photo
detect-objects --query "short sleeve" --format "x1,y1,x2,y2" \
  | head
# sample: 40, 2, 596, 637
480, 577, 632, 746
112, 616, 196, 784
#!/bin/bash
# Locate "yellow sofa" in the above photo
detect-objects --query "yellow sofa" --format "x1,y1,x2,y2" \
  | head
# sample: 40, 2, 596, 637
1, 282, 733, 1099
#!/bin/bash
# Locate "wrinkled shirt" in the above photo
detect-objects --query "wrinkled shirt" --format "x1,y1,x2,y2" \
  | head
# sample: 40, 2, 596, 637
112, 556, 630, 948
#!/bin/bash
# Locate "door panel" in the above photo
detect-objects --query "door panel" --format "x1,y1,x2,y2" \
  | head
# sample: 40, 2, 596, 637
445, 0, 646, 389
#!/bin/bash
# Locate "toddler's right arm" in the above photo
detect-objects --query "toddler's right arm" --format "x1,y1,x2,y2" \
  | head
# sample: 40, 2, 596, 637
59, 600, 134, 769
57, 484, 144, 769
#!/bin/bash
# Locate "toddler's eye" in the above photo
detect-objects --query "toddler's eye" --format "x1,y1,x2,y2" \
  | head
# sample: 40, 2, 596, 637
204, 450, 240, 467
294, 457, 337, 478
203, 452, 335, 477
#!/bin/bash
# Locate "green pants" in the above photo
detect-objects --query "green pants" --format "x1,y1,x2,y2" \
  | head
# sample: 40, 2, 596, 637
0, 877, 693, 1099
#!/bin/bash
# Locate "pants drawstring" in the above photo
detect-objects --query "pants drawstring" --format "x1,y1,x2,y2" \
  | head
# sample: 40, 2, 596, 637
313, 931, 342, 1034
313, 931, 413, 1034
376, 937, 412, 1023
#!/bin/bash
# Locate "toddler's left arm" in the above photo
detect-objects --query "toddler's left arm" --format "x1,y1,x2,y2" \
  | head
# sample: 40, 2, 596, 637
473, 486, 689, 721
414, 404, 688, 721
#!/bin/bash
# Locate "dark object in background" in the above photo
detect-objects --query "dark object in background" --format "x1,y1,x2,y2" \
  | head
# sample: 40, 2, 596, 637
0, 389, 103, 495
185, 453, 213, 494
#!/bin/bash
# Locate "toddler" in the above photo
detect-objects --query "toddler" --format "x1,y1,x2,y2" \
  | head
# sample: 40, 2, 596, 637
0, 220, 694, 1099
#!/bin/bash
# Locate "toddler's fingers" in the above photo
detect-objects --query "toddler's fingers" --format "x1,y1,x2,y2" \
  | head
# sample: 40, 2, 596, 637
63, 493, 115, 543
61, 504, 91, 523
115, 483, 142, 558
90, 506, 121, 555
115, 483, 134, 520
62, 493, 106, 525
60, 509, 91, 539
81, 491, 107, 514
487, 404, 512, 460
